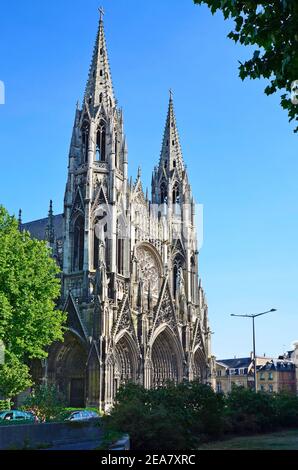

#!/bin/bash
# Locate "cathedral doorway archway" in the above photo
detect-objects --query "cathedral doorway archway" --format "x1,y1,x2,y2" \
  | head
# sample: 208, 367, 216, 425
151, 326, 183, 387
114, 332, 139, 391
192, 346, 207, 383
48, 331, 87, 407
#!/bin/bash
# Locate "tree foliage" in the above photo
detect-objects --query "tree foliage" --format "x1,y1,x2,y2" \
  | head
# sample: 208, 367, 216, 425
22, 384, 65, 422
0, 351, 32, 400
0, 206, 66, 398
104, 381, 224, 450
104, 381, 298, 450
194, 0, 298, 131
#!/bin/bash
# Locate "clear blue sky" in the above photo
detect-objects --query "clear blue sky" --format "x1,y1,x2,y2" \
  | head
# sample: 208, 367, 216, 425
0, 0, 297, 359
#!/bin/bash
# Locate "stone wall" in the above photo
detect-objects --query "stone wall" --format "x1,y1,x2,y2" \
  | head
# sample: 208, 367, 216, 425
0, 420, 103, 450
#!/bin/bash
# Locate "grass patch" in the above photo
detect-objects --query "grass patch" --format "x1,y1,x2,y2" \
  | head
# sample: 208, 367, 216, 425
198, 429, 298, 450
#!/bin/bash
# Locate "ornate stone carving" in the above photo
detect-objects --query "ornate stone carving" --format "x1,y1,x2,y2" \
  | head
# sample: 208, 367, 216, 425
135, 246, 159, 298
155, 285, 176, 331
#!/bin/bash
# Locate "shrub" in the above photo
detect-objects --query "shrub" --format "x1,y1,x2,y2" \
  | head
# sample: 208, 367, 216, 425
224, 386, 276, 433
103, 382, 298, 450
104, 381, 224, 450
0, 399, 12, 411
22, 384, 65, 422
273, 392, 298, 428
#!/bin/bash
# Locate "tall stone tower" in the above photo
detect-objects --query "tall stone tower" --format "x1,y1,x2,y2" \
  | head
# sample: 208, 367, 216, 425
35, 12, 212, 411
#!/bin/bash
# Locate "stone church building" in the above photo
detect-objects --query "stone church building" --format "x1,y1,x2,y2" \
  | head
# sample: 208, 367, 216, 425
21, 12, 212, 411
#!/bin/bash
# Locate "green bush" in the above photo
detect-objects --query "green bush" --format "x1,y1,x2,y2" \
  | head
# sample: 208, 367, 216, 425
103, 382, 298, 450
224, 386, 276, 433
104, 381, 224, 450
0, 399, 12, 411
22, 384, 65, 422
273, 392, 298, 428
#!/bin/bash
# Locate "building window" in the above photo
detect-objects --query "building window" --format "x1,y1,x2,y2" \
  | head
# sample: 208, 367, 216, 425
73, 216, 84, 271
190, 255, 196, 301
268, 384, 273, 393
173, 257, 184, 298
172, 182, 180, 205
116, 219, 125, 276
216, 382, 222, 393
96, 120, 106, 162
82, 120, 89, 163
115, 133, 118, 168
260, 385, 265, 392
268, 372, 273, 380
160, 182, 167, 204
260, 372, 265, 380
217, 370, 222, 377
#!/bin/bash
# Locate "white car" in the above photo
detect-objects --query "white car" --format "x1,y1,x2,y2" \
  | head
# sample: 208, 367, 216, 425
65, 410, 100, 422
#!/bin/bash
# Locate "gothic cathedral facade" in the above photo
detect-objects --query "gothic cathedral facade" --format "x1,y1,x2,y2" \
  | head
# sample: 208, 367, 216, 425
23, 13, 212, 411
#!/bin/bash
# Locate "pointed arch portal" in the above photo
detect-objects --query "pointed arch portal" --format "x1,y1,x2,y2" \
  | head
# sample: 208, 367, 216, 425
114, 332, 139, 390
151, 327, 183, 387
193, 347, 207, 382
48, 331, 87, 407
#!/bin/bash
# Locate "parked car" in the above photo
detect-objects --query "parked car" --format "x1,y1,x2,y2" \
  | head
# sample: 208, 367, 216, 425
0, 410, 38, 423
64, 410, 100, 422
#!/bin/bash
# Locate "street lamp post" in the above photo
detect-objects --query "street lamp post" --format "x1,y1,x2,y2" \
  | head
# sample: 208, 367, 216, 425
230, 309, 277, 392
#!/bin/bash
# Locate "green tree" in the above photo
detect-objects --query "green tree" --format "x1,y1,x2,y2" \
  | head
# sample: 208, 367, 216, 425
0, 352, 32, 404
22, 384, 65, 422
0, 206, 66, 398
194, 1, 298, 131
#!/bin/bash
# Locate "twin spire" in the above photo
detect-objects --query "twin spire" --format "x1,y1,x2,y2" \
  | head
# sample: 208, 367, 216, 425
158, 91, 186, 180
84, 8, 115, 111
84, 10, 186, 177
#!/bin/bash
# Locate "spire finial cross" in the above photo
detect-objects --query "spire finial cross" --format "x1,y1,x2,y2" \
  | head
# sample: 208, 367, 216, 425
99, 6, 105, 21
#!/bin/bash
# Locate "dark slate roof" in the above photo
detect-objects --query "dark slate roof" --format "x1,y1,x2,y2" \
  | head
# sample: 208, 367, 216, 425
259, 360, 295, 372
21, 214, 64, 241
217, 358, 251, 369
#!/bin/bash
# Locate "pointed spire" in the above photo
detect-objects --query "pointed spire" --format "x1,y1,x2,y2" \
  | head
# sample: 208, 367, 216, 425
158, 91, 185, 179
18, 209, 22, 230
45, 200, 55, 244
84, 9, 115, 111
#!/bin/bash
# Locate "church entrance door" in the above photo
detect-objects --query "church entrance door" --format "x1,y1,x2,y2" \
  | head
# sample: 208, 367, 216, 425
70, 378, 85, 407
